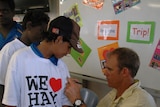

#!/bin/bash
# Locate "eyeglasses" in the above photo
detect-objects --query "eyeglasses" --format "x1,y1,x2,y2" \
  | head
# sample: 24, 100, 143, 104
0, 9, 11, 14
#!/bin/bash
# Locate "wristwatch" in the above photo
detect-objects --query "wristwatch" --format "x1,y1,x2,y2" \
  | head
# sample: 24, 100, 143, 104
73, 99, 84, 107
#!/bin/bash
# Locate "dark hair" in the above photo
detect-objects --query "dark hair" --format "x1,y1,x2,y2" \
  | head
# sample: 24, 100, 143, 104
42, 32, 70, 43
108, 47, 140, 78
0, 0, 15, 10
22, 9, 50, 30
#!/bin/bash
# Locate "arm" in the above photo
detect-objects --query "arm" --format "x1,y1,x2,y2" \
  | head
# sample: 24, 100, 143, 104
65, 78, 87, 107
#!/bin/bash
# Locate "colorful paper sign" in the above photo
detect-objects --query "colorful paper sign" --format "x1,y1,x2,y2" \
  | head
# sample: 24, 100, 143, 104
97, 42, 119, 73
97, 20, 119, 40
83, 0, 104, 9
112, 0, 141, 14
149, 39, 160, 71
71, 38, 91, 67
63, 4, 83, 27
127, 21, 155, 44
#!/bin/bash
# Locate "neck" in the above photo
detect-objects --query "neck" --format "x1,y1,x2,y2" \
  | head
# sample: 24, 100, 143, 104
19, 35, 32, 46
115, 78, 134, 99
0, 21, 15, 30
37, 41, 53, 59
0, 21, 15, 38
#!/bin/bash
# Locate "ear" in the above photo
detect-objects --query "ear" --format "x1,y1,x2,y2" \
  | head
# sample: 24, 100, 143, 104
55, 36, 63, 44
26, 21, 32, 30
121, 67, 130, 77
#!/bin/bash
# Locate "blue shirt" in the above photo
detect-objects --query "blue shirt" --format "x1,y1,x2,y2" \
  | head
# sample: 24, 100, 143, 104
31, 43, 58, 66
0, 21, 23, 50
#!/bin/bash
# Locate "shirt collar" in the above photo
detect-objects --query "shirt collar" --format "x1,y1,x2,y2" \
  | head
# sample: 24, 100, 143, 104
31, 43, 58, 66
119, 80, 140, 99
112, 80, 140, 106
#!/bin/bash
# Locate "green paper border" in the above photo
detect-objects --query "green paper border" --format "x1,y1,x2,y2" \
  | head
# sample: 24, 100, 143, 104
71, 38, 91, 67
127, 21, 155, 44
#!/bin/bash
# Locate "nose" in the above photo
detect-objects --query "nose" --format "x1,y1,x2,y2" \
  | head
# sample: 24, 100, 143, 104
103, 69, 109, 77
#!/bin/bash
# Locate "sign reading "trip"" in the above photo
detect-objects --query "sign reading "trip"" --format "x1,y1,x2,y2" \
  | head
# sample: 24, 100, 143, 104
127, 21, 155, 44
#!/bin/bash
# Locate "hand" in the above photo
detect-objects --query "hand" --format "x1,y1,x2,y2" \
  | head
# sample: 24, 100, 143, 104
65, 78, 82, 104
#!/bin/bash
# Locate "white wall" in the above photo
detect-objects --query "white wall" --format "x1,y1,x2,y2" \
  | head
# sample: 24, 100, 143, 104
60, 0, 160, 91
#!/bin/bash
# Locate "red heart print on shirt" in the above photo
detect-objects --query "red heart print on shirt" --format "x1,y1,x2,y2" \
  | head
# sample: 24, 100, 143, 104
49, 78, 62, 92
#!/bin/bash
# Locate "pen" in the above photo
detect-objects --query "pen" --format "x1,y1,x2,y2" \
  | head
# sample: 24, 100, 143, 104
75, 81, 83, 85
67, 77, 83, 85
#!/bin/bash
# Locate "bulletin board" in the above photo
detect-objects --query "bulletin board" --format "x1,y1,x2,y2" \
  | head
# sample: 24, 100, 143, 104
59, 0, 160, 90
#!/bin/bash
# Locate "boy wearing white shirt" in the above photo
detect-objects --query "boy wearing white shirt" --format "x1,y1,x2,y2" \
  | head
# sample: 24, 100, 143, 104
3, 16, 83, 107
0, 9, 49, 106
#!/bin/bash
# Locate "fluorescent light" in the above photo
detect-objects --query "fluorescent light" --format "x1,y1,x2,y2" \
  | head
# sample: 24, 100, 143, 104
132, 6, 141, 10
148, 4, 160, 8
60, 0, 64, 4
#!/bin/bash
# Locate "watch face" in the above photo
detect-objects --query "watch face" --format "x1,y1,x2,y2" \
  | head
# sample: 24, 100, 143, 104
75, 99, 82, 105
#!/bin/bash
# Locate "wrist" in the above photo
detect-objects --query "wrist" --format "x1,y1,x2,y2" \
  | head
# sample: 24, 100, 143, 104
73, 99, 84, 107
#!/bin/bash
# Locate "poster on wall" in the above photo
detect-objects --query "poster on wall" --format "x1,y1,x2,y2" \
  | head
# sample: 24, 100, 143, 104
126, 21, 155, 44
83, 0, 104, 9
97, 20, 119, 40
63, 4, 83, 27
97, 42, 119, 73
149, 39, 160, 71
71, 38, 91, 67
62, 3, 91, 67
112, 0, 141, 14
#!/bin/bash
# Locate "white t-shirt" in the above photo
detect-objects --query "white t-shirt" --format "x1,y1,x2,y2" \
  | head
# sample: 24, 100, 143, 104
0, 38, 26, 85
3, 46, 72, 107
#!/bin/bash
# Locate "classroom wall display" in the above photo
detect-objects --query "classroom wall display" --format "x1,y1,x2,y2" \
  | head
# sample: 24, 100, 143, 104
60, 0, 160, 90
63, 4, 83, 27
70, 38, 91, 67
97, 42, 119, 73
112, 0, 141, 14
149, 40, 160, 71
127, 21, 155, 44
97, 20, 120, 40
82, 0, 104, 9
